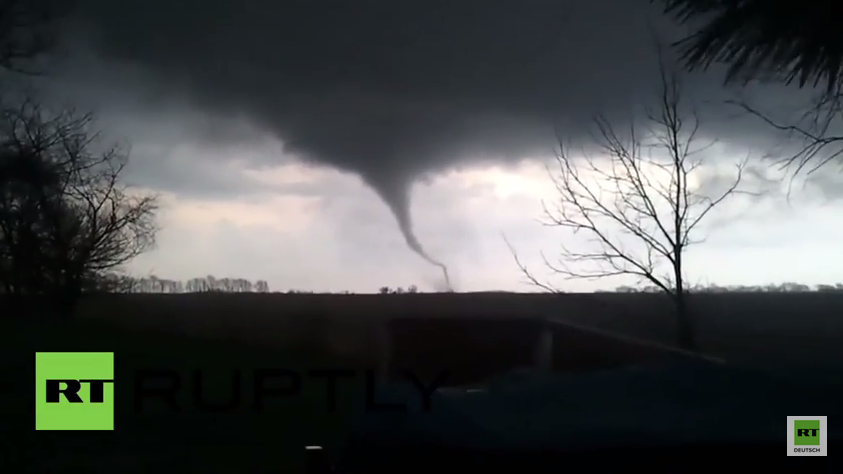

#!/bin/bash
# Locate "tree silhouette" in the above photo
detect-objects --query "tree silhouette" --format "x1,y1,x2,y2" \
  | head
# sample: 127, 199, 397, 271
657, 0, 843, 93
100, 275, 271, 293
507, 50, 750, 351
0, 99, 158, 314
615, 282, 840, 293
657, 1, 843, 174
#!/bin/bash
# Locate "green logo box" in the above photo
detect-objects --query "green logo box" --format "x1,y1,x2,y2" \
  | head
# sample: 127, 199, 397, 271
35, 352, 115, 431
794, 419, 820, 446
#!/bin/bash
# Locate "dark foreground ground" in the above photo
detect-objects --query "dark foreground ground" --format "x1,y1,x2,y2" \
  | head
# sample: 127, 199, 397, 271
2, 317, 364, 473
1, 311, 725, 472
5, 292, 843, 472
4, 313, 689, 472
71, 291, 843, 369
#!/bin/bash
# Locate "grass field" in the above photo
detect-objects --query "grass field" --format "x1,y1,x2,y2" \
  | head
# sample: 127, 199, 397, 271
2, 316, 364, 473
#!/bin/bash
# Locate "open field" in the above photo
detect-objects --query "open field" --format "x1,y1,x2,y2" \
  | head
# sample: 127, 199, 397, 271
67, 291, 843, 369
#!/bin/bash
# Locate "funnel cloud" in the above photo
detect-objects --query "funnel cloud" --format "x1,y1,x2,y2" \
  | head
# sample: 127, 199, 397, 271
365, 169, 451, 288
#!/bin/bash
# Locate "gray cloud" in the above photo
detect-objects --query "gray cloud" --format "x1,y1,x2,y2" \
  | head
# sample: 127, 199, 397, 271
36, 0, 831, 270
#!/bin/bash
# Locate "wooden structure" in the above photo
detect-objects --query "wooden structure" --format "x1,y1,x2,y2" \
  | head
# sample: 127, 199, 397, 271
378, 315, 723, 386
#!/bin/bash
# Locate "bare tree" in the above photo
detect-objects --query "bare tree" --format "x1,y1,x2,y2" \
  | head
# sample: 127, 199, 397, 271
507, 54, 750, 351
0, 98, 158, 314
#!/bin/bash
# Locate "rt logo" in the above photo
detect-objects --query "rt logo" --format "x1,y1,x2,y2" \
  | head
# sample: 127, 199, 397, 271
787, 416, 827, 456
35, 352, 114, 430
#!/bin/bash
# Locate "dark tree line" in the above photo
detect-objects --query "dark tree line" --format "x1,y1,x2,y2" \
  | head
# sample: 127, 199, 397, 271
378, 285, 419, 294
101, 274, 269, 294
612, 282, 843, 293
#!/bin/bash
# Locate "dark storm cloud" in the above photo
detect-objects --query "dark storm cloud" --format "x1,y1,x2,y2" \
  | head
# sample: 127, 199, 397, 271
52, 0, 814, 164
46, 0, 818, 264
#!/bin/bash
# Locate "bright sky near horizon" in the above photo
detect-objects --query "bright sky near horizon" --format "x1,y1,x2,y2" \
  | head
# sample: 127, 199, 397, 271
125, 150, 843, 293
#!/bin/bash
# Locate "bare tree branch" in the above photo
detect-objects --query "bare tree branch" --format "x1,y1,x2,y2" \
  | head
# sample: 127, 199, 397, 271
728, 93, 843, 178
502, 232, 561, 294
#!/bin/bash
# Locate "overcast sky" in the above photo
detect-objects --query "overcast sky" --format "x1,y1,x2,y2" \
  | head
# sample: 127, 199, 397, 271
18, 0, 843, 292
